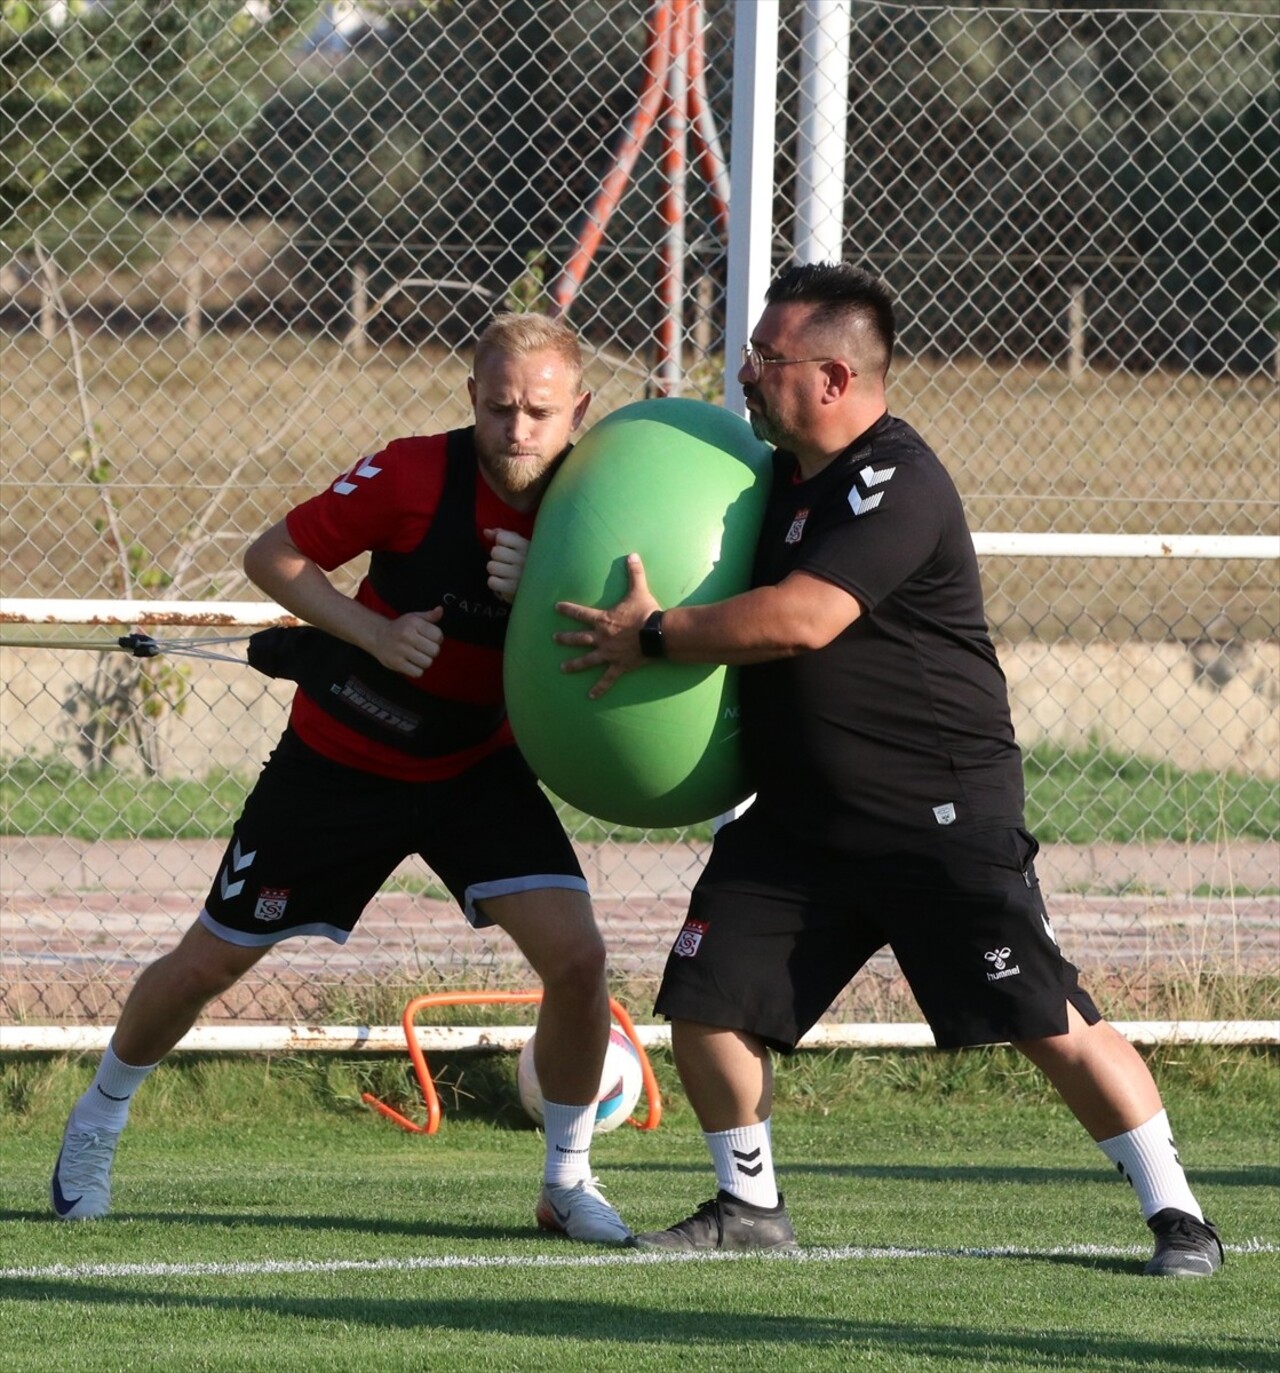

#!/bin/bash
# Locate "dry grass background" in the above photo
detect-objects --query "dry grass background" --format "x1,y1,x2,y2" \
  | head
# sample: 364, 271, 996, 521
1, 330, 647, 603
2, 331, 1276, 633
3, 322, 1276, 1025
2, 327, 1277, 779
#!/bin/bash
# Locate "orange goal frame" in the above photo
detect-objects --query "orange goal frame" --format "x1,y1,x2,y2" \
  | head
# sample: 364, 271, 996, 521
361, 990, 663, 1135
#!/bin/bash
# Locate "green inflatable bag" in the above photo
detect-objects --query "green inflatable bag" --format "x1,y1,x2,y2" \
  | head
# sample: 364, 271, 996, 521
504, 397, 772, 827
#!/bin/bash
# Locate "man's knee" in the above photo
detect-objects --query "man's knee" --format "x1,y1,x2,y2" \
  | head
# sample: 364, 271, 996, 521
157, 921, 266, 999
485, 888, 607, 990
523, 903, 606, 992
540, 925, 607, 992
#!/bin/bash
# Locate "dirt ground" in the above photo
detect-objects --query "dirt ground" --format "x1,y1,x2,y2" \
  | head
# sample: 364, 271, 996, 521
4, 636, 1276, 1026
3, 832, 1277, 1027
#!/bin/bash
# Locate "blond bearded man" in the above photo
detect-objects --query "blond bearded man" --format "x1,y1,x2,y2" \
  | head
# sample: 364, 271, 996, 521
52, 314, 631, 1245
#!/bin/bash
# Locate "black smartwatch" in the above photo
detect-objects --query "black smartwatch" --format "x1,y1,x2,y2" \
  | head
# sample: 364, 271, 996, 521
639, 609, 667, 659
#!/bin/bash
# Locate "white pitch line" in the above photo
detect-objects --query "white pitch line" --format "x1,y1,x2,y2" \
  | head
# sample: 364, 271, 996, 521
3, 1239, 1276, 1283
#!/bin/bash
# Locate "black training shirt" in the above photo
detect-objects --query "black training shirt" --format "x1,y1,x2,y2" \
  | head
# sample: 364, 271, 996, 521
740, 413, 1026, 853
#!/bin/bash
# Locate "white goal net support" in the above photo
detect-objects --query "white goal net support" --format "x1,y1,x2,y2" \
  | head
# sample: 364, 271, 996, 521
2, 1, 1277, 1050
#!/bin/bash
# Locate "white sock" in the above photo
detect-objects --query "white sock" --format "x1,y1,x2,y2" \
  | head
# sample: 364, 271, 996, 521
706, 1120, 778, 1209
72, 1042, 159, 1133
1097, 1109, 1203, 1221
540, 1100, 595, 1187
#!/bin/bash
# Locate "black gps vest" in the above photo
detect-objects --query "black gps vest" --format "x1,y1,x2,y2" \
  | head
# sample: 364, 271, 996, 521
247, 429, 510, 757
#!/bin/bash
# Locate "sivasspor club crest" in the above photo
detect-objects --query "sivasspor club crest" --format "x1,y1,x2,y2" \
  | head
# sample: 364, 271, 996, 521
673, 918, 710, 958
254, 887, 290, 922
785, 508, 809, 544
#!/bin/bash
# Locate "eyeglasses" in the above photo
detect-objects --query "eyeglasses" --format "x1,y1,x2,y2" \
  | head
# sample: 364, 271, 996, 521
740, 344, 838, 381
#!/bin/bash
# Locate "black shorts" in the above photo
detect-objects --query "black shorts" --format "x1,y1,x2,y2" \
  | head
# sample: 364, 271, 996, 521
654, 811, 1100, 1051
200, 730, 586, 947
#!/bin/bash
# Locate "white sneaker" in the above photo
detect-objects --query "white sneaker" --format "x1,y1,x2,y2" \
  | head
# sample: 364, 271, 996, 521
536, 1177, 632, 1245
51, 1118, 120, 1220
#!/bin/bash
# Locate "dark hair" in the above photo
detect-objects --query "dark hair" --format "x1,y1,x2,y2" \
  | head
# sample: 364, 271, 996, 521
765, 262, 896, 365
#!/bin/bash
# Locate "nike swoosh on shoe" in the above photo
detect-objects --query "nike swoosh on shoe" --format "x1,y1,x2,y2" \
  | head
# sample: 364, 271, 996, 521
51, 1146, 83, 1217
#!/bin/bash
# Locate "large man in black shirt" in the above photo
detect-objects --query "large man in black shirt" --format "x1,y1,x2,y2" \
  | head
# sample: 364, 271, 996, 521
555, 262, 1222, 1277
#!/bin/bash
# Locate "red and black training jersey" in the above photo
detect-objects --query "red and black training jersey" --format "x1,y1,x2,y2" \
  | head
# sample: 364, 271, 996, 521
741, 413, 1026, 853
276, 428, 537, 781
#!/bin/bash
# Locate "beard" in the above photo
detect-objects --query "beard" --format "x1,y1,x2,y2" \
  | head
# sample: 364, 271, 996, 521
485, 452, 545, 493
748, 406, 787, 449
743, 384, 786, 448
479, 444, 570, 502
747, 406, 774, 444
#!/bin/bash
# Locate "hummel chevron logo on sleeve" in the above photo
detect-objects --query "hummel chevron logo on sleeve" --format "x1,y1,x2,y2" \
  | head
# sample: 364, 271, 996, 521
848, 463, 896, 516
333, 456, 383, 495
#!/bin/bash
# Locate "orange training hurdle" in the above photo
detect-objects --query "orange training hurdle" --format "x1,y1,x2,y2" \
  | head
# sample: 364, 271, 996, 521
361, 990, 662, 1135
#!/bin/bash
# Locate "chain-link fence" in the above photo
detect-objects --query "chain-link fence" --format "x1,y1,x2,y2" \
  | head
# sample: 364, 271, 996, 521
2, 1, 1276, 1031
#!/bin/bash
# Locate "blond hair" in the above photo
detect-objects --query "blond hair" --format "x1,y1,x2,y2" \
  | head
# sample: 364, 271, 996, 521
473, 312, 584, 392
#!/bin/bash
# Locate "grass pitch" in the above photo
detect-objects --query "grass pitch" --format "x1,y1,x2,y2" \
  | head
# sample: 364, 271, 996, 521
1, 1049, 1277, 1372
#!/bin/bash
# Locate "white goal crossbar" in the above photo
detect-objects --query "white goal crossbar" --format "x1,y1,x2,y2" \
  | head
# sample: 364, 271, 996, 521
3, 535, 1278, 631
2, 1021, 1277, 1054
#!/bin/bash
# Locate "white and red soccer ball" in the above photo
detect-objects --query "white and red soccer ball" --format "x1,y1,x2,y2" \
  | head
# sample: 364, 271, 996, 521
517, 1026, 643, 1134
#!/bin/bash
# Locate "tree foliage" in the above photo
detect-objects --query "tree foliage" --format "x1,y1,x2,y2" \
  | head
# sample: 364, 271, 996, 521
0, 0, 318, 247
819, 3, 1279, 369
151, 0, 657, 336
0, 1, 1272, 367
